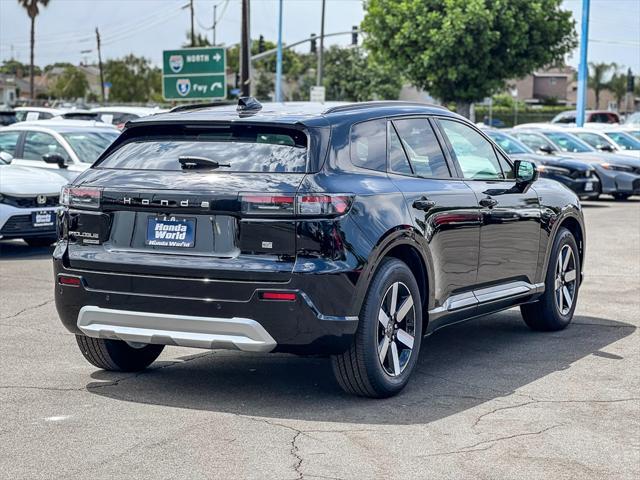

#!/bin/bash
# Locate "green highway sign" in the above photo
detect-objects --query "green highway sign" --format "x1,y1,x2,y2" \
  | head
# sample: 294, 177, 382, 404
162, 47, 226, 100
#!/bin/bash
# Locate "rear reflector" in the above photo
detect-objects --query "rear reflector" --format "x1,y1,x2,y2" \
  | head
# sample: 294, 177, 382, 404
260, 291, 297, 301
58, 275, 81, 287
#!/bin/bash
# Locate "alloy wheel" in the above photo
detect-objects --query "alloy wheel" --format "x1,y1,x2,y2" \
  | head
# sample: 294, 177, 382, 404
554, 245, 577, 315
377, 281, 416, 377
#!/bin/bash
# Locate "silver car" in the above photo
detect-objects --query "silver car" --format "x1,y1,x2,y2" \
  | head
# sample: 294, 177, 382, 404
511, 129, 640, 200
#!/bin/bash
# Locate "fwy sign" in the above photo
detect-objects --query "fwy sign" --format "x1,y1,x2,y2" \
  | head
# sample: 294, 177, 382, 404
162, 47, 226, 100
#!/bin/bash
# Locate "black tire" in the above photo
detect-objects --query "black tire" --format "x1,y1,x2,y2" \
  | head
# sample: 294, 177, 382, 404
75, 335, 164, 372
521, 227, 580, 331
24, 236, 57, 247
612, 193, 631, 201
331, 258, 423, 398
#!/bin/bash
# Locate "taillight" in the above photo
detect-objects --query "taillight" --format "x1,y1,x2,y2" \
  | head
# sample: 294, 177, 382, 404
240, 194, 295, 216
58, 275, 81, 287
297, 194, 352, 216
240, 193, 353, 218
60, 186, 102, 210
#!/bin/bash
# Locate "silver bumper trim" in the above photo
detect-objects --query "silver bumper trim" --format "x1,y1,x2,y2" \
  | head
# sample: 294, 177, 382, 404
77, 306, 277, 352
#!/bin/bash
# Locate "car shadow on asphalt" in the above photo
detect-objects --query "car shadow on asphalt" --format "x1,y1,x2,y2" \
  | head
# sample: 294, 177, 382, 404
0, 241, 54, 260
85, 310, 635, 425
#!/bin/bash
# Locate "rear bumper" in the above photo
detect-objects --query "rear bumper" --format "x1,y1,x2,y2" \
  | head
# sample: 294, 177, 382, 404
593, 168, 640, 195
54, 255, 360, 355
78, 306, 277, 352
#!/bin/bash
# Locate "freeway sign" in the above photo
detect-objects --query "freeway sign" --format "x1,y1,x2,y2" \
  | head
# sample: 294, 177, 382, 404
162, 47, 226, 101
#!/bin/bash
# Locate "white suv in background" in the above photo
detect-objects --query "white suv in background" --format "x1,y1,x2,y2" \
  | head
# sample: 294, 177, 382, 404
0, 152, 67, 247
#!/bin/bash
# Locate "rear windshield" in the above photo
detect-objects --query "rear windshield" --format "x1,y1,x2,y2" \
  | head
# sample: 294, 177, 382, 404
97, 126, 308, 172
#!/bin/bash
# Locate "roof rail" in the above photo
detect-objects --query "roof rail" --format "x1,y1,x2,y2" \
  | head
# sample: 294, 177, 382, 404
323, 101, 445, 115
169, 101, 234, 113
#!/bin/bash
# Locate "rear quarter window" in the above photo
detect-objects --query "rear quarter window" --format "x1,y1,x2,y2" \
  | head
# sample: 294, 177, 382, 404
350, 119, 387, 171
97, 126, 308, 173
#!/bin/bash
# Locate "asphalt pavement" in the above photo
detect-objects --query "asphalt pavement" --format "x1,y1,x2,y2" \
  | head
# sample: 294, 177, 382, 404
1, 199, 638, 480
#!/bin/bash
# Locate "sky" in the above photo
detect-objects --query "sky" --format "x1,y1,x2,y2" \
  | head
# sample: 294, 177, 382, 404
0, 0, 638, 73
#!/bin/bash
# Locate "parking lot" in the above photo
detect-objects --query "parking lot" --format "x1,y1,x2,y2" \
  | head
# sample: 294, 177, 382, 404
0, 198, 638, 480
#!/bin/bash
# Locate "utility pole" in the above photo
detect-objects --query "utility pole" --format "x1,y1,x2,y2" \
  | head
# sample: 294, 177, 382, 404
95, 27, 105, 103
316, 0, 326, 86
576, 0, 590, 127
275, 0, 283, 102
240, 0, 251, 96
190, 0, 195, 46
213, 4, 217, 45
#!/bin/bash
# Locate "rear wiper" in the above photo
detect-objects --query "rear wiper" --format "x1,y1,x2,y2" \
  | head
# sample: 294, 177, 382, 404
178, 156, 230, 169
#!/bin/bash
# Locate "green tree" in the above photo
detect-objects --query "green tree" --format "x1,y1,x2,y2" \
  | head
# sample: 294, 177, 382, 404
0, 59, 39, 76
362, 0, 576, 118
103, 55, 161, 103
51, 66, 88, 99
322, 46, 402, 101
588, 62, 617, 109
18, 0, 50, 100
182, 31, 211, 48
607, 71, 628, 111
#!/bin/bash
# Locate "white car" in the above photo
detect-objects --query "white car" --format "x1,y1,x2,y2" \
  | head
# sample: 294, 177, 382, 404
0, 119, 120, 180
90, 106, 165, 129
0, 151, 67, 247
568, 127, 640, 159
14, 106, 64, 122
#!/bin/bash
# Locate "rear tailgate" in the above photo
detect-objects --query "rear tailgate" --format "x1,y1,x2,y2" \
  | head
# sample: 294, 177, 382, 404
64, 121, 313, 282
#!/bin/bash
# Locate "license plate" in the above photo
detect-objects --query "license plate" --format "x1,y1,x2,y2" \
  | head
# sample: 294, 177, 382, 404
32, 210, 54, 227
584, 182, 594, 192
146, 216, 195, 248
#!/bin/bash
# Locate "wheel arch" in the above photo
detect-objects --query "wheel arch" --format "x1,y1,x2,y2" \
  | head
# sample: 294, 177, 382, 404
543, 211, 586, 285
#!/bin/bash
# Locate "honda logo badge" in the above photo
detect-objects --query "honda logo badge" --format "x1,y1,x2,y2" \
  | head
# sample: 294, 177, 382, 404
36, 195, 47, 205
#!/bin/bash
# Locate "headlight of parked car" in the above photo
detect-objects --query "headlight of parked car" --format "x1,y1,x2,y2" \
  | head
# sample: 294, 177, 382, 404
537, 165, 571, 176
600, 163, 634, 172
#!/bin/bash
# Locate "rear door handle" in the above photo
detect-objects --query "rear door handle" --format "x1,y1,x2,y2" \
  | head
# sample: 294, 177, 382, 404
413, 197, 437, 211
479, 197, 498, 208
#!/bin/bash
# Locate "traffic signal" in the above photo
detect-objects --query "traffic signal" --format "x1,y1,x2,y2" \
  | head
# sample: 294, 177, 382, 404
258, 35, 265, 53
351, 26, 358, 46
310, 33, 317, 53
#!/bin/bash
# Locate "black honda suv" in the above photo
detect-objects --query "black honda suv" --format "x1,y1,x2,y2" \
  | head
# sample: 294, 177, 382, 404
54, 100, 585, 398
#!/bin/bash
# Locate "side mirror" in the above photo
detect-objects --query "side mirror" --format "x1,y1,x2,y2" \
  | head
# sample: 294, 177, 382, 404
0, 151, 13, 164
598, 144, 615, 152
538, 145, 555, 154
514, 160, 538, 185
42, 153, 68, 169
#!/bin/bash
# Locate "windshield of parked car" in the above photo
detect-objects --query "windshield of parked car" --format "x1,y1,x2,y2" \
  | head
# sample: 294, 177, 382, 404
61, 130, 120, 163
96, 127, 308, 172
551, 112, 576, 124
543, 132, 593, 153
626, 130, 640, 141
605, 131, 640, 150
573, 132, 616, 150
486, 131, 531, 154
512, 132, 557, 152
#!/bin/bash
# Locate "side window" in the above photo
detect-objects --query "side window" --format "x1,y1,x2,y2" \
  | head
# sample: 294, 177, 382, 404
392, 118, 450, 178
514, 133, 556, 152
388, 124, 413, 175
350, 119, 387, 171
23, 131, 70, 162
439, 119, 502, 180
0, 131, 21, 156
496, 152, 515, 179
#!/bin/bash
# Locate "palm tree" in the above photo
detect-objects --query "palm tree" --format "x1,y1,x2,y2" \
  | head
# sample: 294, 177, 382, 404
18, 0, 50, 100
608, 72, 628, 111
588, 62, 616, 109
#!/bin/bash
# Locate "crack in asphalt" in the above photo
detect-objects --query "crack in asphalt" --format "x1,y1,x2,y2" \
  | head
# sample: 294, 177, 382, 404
471, 397, 640, 430
423, 424, 564, 457
0, 298, 54, 320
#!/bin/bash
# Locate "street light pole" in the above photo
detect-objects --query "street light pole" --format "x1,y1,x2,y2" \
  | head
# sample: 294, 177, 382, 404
316, 0, 326, 86
95, 27, 105, 103
275, 0, 283, 102
190, 0, 195, 46
576, 0, 590, 127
